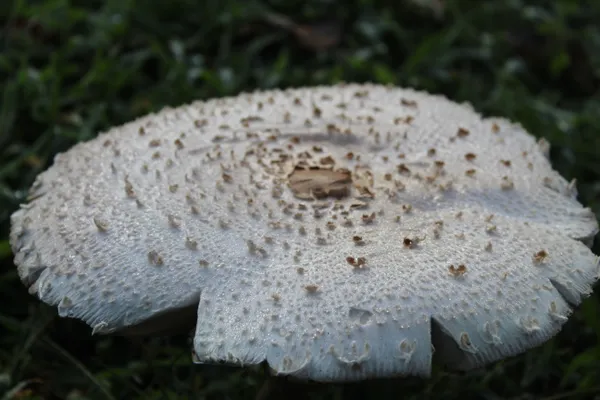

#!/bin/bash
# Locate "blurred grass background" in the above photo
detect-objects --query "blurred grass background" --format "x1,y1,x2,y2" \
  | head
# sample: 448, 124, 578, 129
1, 0, 600, 399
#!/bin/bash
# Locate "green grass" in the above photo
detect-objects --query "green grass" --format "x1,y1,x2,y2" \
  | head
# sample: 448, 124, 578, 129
1, 0, 600, 399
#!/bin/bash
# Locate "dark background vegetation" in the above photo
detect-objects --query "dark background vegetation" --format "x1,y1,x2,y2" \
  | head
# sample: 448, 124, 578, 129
1, 0, 599, 399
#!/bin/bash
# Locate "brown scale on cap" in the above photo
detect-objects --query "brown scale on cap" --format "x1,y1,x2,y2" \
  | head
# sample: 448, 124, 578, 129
533, 250, 549, 264
457, 128, 470, 138
448, 264, 467, 276
464, 153, 477, 161
287, 165, 352, 200
346, 256, 367, 268
304, 284, 319, 293
147, 250, 164, 266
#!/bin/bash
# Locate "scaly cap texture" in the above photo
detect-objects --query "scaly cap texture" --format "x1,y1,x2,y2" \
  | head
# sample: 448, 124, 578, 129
10, 83, 599, 381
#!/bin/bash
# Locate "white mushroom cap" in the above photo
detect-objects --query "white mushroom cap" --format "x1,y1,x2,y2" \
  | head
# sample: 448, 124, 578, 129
10, 83, 598, 382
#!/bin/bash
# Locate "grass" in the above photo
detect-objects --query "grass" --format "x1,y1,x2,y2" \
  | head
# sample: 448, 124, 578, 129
1, 0, 600, 398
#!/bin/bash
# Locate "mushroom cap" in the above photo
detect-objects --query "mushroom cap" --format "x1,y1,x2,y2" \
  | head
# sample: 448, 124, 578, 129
10, 83, 599, 382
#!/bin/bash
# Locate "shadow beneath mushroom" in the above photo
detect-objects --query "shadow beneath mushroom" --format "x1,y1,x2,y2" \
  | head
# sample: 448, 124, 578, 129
254, 370, 431, 400
255, 373, 317, 400
115, 303, 198, 336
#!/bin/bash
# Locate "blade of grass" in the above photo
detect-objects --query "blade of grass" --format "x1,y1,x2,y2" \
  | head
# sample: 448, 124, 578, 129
42, 337, 117, 400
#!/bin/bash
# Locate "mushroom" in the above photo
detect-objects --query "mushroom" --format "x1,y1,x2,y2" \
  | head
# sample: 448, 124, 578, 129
10, 84, 598, 384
